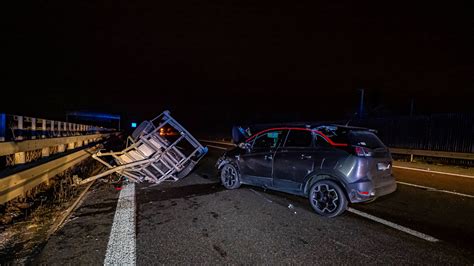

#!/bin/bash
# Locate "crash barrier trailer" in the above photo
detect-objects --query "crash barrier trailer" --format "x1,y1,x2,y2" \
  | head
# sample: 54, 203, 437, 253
76, 111, 208, 185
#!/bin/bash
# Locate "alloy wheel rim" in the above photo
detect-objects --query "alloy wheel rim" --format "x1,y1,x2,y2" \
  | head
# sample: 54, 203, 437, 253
223, 166, 237, 187
311, 184, 339, 213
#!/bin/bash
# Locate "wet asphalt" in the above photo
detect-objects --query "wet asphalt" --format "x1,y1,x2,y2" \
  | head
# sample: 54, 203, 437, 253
34, 149, 474, 264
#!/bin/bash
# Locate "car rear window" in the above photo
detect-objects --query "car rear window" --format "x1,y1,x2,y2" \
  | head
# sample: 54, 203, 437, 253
316, 127, 385, 149
348, 131, 385, 149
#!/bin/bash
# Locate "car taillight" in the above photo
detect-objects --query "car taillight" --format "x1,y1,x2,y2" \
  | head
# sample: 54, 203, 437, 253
354, 146, 373, 157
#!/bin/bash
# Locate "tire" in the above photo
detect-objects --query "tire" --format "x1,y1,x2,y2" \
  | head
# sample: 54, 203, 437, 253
220, 163, 241, 189
176, 161, 196, 179
309, 180, 348, 217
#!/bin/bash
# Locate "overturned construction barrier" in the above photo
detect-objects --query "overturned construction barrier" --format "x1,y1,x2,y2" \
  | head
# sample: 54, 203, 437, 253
76, 111, 208, 186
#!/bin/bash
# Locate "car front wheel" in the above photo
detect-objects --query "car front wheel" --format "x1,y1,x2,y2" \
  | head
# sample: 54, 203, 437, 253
220, 163, 241, 189
309, 180, 348, 217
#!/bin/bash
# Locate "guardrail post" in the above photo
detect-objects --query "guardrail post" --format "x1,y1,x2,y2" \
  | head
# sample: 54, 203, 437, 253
41, 119, 47, 138
58, 144, 65, 153
16, 116, 24, 140
0, 113, 5, 142
410, 154, 414, 162
31, 117, 36, 139
67, 142, 75, 150
50, 120, 55, 137
14, 152, 26, 164
42, 147, 50, 157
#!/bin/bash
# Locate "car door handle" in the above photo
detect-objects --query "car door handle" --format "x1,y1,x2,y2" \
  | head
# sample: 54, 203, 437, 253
264, 155, 273, 160
300, 154, 312, 160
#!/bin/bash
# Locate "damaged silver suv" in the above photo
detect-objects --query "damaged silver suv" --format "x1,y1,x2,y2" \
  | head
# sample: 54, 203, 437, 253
216, 125, 397, 217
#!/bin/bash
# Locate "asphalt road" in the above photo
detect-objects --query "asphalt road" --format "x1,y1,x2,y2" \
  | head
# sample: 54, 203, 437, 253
34, 148, 474, 264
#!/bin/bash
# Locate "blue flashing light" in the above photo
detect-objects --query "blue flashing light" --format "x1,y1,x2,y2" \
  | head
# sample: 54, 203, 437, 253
131, 122, 137, 128
67, 112, 121, 120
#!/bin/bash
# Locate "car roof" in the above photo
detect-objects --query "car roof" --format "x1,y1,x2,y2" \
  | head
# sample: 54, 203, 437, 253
247, 122, 375, 133
245, 126, 349, 147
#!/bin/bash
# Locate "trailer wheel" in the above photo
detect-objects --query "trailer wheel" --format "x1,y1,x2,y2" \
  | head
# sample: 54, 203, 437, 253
176, 161, 196, 179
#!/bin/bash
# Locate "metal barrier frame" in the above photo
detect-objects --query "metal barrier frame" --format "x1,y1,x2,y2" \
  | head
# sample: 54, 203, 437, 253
78, 111, 208, 185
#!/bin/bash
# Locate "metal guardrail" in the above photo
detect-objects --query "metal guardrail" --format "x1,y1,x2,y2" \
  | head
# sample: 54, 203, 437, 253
389, 148, 474, 161
0, 145, 100, 204
0, 113, 118, 204
0, 113, 115, 142
0, 134, 107, 157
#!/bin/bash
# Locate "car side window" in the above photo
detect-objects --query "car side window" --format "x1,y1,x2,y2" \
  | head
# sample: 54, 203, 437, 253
314, 133, 331, 147
284, 130, 313, 147
252, 130, 287, 149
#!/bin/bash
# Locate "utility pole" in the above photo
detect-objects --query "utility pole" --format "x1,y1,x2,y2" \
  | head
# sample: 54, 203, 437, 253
359, 89, 365, 119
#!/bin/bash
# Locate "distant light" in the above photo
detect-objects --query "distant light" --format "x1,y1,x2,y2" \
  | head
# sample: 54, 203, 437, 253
131, 122, 137, 128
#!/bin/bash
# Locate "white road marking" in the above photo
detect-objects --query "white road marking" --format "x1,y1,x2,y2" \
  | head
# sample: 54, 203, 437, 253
397, 181, 474, 198
249, 188, 273, 203
206, 144, 228, 150
104, 182, 136, 265
347, 207, 440, 242
249, 184, 440, 243
393, 165, 474, 179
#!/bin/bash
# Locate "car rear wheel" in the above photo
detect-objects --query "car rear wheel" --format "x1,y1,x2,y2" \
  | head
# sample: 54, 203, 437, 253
220, 164, 241, 189
309, 180, 348, 217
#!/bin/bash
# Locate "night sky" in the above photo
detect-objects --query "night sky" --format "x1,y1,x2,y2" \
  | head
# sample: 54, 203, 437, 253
5, 1, 474, 130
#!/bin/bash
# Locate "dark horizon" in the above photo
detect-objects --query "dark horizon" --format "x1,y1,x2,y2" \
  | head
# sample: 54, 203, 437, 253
4, 1, 474, 129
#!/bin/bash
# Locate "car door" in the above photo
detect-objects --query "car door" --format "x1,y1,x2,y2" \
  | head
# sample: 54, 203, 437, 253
239, 129, 288, 188
272, 129, 320, 194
